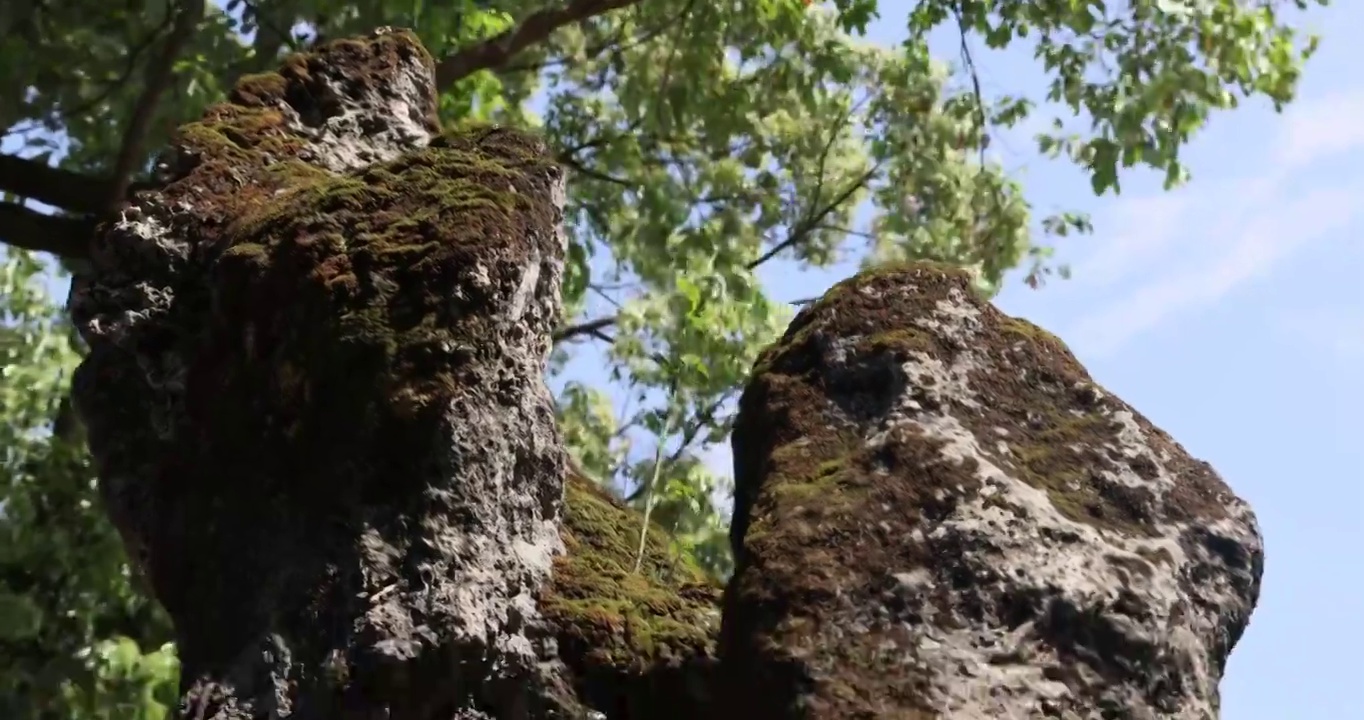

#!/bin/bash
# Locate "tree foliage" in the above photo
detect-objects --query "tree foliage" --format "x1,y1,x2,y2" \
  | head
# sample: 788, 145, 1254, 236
0, 250, 175, 719
0, 0, 1325, 717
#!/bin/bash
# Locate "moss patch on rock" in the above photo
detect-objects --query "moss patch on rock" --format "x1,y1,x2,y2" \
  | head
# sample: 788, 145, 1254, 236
180, 124, 561, 507
543, 472, 722, 718
151, 30, 438, 231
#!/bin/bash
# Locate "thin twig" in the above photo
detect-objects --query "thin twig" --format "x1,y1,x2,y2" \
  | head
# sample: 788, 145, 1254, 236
553, 316, 619, 343
634, 393, 677, 573
61, 13, 174, 121
550, 162, 878, 345
747, 165, 879, 270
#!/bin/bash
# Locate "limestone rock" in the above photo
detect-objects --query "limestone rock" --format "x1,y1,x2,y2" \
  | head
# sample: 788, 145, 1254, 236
68, 28, 718, 719
720, 262, 1264, 720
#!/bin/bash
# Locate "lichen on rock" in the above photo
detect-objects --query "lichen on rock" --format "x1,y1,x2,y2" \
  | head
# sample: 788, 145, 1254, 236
67, 27, 718, 720
720, 261, 1264, 719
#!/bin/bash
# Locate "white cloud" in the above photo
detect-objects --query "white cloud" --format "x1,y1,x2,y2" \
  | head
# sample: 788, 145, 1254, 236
1064, 89, 1364, 357
1068, 192, 1194, 288
1273, 89, 1364, 170
1069, 182, 1364, 356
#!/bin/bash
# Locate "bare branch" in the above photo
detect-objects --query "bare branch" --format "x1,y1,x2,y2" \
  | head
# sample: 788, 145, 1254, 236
0, 154, 111, 215
241, 0, 303, 55
496, 4, 676, 76
434, 0, 645, 88
558, 153, 633, 186
0, 202, 97, 259
105, 0, 206, 212
747, 165, 879, 270
666, 392, 733, 465
553, 315, 620, 343
748, 96, 876, 271
59, 13, 175, 122
550, 162, 877, 346
813, 223, 877, 241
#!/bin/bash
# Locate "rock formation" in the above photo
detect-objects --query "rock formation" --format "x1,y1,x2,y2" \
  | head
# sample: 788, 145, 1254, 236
67, 28, 1263, 720
69, 29, 717, 719
720, 265, 1264, 719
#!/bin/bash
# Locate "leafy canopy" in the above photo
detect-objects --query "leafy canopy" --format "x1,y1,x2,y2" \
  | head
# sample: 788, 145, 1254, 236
0, 0, 1324, 716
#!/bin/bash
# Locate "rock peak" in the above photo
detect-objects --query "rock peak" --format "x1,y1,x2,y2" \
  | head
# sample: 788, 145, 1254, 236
722, 260, 1263, 719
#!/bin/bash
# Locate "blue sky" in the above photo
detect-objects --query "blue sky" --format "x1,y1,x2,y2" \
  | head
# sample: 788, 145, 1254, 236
5, 2, 1360, 716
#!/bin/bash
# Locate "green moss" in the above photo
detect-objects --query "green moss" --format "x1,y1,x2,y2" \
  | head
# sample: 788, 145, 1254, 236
158, 29, 442, 239
997, 315, 1070, 355
220, 242, 268, 263
753, 261, 972, 377
820, 260, 973, 311
545, 476, 718, 667
864, 325, 935, 355
541, 475, 720, 715
982, 357, 1162, 537
754, 442, 859, 513
231, 71, 290, 105
1010, 413, 1128, 529
179, 108, 303, 158
719, 258, 1192, 713
226, 131, 540, 243
176, 121, 562, 533
260, 160, 331, 185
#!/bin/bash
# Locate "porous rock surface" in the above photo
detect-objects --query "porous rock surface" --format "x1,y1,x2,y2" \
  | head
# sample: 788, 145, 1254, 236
69, 29, 718, 719
720, 263, 1264, 719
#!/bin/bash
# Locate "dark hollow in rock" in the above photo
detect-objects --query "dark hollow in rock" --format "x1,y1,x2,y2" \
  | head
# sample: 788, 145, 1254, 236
719, 262, 1264, 720
69, 28, 718, 720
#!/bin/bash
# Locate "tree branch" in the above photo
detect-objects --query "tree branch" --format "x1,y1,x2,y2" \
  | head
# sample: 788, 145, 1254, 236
0, 155, 111, 215
553, 315, 620, 343
0, 202, 97, 259
59, 13, 175, 123
434, 0, 645, 88
748, 97, 875, 271
495, 4, 676, 76
241, 0, 302, 56
549, 163, 878, 347
105, 0, 206, 212
746, 165, 878, 270
558, 153, 632, 186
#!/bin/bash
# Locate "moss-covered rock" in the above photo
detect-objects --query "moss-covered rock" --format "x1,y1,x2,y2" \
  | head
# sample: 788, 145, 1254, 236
68, 24, 1260, 720
68, 27, 724, 720
541, 473, 721, 717
721, 261, 1264, 719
